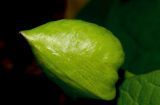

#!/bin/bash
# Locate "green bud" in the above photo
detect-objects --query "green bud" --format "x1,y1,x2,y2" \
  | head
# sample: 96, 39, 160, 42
20, 19, 124, 100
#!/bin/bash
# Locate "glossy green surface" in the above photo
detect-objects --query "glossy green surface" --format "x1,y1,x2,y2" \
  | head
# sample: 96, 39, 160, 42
21, 19, 124, 100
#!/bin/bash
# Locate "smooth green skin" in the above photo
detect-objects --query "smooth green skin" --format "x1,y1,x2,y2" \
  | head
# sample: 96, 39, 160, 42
21, 19, 124, 100
118, 70, 160, 105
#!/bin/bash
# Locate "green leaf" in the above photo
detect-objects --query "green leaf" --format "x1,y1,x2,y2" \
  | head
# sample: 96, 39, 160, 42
20, 19, 124, 100
118, 70, 160, 105
125, 70, 136, 79
77, 0, 160, 74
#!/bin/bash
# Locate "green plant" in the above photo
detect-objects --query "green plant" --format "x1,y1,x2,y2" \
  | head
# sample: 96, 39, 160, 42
20, 19, 160, 105
20, 0, 160, 104
76, 0, 160, 104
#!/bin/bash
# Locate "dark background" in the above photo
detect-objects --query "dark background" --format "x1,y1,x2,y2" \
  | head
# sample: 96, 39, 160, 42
1, 0, 67, 104
0, 0, 123, 104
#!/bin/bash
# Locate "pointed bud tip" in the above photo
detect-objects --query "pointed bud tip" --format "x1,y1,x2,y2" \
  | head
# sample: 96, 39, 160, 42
19, 31, 26, 38
19, 30, 31, 41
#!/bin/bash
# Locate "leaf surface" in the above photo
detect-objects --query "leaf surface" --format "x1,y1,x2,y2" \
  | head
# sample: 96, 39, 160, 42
118, 70, 160, 105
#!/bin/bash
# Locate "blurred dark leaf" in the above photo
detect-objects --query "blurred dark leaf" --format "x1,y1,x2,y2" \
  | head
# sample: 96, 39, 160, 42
77, 0, 160, 74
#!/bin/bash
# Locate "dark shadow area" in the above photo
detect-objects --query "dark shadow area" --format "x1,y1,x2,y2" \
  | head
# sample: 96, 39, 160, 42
1, 0, 66, 104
